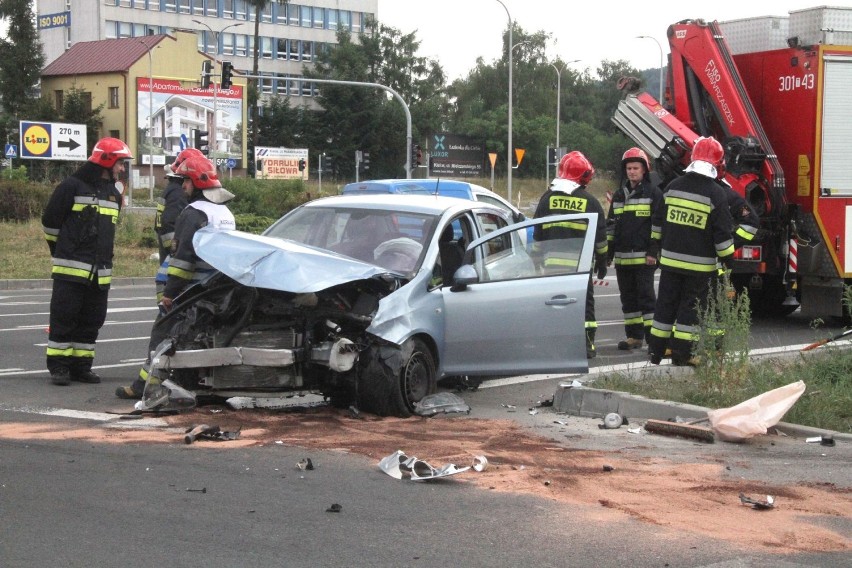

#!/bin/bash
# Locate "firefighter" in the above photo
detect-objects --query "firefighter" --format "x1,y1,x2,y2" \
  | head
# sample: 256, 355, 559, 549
533, 151, 608, 358
715, 160, 760, 249
116, 155, 236, 400
647, 136, 735, 366
607, 147, 664, 350
153, 148, 202, 301
42, 137, 133, 386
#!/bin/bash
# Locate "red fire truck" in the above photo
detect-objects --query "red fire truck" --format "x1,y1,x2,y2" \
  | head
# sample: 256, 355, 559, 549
613, 7, 852, 318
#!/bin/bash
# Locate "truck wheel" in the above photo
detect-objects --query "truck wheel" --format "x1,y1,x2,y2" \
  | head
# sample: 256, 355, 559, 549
747, 275, 798, 318
357, 338, 437, 417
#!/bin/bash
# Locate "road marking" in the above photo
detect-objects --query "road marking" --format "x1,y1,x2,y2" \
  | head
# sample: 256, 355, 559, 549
0, 320, 153, 333
0, 360, 146, 377
0, 306, 157, 318
34, 336, 149, 347
0, 404, 169, 427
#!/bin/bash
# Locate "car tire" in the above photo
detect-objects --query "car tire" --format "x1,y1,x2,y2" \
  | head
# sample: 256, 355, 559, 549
357, 338, 437, 417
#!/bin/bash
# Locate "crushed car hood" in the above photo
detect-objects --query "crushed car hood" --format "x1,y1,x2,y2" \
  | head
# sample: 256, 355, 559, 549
193, 228, 392, 293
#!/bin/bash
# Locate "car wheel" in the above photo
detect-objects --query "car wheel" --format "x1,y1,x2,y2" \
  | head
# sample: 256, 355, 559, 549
357, 338, 437, 417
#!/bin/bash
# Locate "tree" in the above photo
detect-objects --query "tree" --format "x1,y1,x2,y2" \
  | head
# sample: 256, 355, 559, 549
0, 0, 45, 145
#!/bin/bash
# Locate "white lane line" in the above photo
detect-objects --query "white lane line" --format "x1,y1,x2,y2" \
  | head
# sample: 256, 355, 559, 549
0, 320, 153, 333
0, 296, 154, 306
0, 306, 157, 318
0, 405, 169, 427
0, 360, 146, 377
34, 336, 150, 347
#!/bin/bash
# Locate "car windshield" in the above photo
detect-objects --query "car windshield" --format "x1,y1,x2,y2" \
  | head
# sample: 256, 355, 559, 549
264, 206, 439, 274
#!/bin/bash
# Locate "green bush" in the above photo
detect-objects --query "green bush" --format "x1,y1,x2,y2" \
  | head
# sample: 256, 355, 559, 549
235, 213, 278, 234
0, 179, 52, 221
225, 177, 312, 218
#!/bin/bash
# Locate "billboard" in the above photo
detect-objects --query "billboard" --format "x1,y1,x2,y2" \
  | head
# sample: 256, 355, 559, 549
428, 133, 485, 178
136, 78, 244, 168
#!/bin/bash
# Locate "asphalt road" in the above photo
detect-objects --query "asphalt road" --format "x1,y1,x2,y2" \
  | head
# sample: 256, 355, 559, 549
1, 278, 849, 567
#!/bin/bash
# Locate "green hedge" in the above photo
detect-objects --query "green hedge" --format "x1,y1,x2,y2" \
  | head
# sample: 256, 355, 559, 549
0, 179, 52, 222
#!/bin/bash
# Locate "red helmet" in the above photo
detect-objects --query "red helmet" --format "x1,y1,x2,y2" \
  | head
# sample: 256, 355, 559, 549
88, 137, 133, 168
691, 136, 724, 167
558, 151, 595, 185
171, 148, 205, 174
621, 147, 650, 172
176, 156, 221, 190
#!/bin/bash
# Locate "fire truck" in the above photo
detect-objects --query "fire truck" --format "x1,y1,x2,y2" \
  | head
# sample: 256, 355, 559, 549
612, 7, 852, 319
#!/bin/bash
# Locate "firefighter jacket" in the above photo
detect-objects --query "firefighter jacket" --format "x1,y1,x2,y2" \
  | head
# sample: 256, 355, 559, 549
154, 178, 188, 261
606, 178, 663, 267
163, 196, 235, 299
722, 184, 759, 248
648, 172, 735, 274
41, 174, 122, 289
533, 180, 608, 269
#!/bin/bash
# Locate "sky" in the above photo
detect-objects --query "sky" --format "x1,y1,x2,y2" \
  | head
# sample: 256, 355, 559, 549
376, 1, 842, 80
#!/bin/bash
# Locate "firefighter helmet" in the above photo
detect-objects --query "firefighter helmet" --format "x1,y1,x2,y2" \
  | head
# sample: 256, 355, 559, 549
691, 136, 724, 167
170, 147, 205, 174
176, 156, 221, 190
558, 151, 595, 185
88, 137, 133, 168
621, 147, 650, 172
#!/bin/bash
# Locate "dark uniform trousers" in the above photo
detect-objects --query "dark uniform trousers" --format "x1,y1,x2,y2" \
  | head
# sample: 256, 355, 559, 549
647, 270, 711, 362
47, 278, 109, 374
615, 264, 656, 341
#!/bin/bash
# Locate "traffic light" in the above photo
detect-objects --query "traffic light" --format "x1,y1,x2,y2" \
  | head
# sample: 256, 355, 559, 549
201, 60, 213, 89
413, 144, 422, 167
358, 151, 370, 173
298, 158, 306, 172
220, 61, 233, 90
194, 129, 209, 156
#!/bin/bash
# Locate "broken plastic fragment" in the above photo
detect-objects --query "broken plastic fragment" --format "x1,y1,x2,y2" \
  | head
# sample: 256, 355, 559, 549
412, 463, 470, 481
739, 493, 775, 510
296, 458, 314, 471
472, 455, 488, 472
378, 450, 409, 479
378, 450, 471, 481
414, 392, 471, 417
325, 503, 342, 513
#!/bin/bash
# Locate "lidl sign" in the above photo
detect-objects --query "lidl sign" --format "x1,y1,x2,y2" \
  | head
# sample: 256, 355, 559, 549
19, 121, 88, 161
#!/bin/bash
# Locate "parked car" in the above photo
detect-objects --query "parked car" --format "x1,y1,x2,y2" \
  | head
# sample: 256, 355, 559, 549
147, 194, 597, 417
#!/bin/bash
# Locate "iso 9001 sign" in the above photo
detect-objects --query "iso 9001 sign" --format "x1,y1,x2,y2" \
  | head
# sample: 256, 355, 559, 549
19, 121, 88, 161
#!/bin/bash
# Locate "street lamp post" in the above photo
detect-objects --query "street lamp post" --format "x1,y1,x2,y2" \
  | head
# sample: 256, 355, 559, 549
193, 20, 242, 166
139, 39, 156, 201
494, 0, 513, 203
636, 35, 664, 103
549, 59, 580, 149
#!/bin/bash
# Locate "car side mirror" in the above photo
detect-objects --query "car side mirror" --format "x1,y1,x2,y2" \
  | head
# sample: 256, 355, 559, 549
450, 264, 478, 292
514, 212, 526, 223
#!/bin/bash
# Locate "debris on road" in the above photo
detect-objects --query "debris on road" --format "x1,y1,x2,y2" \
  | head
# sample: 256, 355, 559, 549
297, 458, 314, 471
378, 450, 478, 481
644, 418, 715, 443
599, 413, 624, 429
183, 424, 241, 444
472, 455, 488, 472
806, 435, 835, 447
707, 381, 806, 442
739, 493, 775, 510
325, 503, 342, 513
414, 392, 470, 417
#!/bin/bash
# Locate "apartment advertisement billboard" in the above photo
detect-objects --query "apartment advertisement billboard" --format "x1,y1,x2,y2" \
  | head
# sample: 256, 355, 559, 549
136, 78, 244, 168
428, 133, 485, 178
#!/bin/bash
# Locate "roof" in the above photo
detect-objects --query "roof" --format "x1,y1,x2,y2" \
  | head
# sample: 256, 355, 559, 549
42, 35, 171, 76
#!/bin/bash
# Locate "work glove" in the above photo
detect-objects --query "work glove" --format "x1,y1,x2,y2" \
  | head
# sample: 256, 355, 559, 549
595, 254, 608, 280
596, 265, 608, 280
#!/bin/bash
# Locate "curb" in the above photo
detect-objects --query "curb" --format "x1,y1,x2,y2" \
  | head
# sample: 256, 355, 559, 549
553, 384, 851, 442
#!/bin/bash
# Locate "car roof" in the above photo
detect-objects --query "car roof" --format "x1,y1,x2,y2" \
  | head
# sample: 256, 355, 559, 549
303, 193, 500, 216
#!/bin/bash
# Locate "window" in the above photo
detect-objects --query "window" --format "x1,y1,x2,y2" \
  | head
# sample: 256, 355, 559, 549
276, 38, 288, 60
288, 39, 300, 61
118, 22, 132, 38
288, 4, 299, 25
223, 32, 235, 56
301, 6, 311, 27
54, 90, 64, 112
110, 129, 120, 139
222, 0, 234, 18
301, 80, 312, 97
339, 10, 351, 31
105, 20, 118, 38
261, 36, 272, 59
235, 34, 247, 57
205, 1, 217, 17
178, 0, 190, 14
109, 87, 120, 108
261, 2, 272, 22
275, 76, 287, 95
191, 0, 204, 16
235, 0, 246, 20
81, 92, 93, 114
327, 9, 338, 31
260, 74, 272, 95
313, 7, 324, 28
302, 41, 313, 63
352, 12, 362, 33
164, 1, 176, 13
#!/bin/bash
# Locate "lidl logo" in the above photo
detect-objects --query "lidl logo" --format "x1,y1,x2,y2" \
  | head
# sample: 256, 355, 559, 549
23, 125, 51, 156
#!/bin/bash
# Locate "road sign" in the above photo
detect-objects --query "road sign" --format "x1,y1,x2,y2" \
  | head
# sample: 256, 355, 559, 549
227, 158, 236, 169
19, 120, 88, 161
5, 144, 17, 159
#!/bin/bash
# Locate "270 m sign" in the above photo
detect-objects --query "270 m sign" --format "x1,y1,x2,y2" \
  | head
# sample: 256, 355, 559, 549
19, 120, 88, 161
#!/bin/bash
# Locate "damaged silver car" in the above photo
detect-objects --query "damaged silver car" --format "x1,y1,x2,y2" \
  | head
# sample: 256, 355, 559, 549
148, 194, 597, 417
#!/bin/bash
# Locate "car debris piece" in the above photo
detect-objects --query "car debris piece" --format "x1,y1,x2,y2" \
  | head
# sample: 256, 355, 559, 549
644, 418, 715, 443
806, 435, 835, 447
297, 458, 314, 471
378, 450, 471, 481
599, 413, 623, 429
325, 503, 342, 513
185, 487, 207, 493
184, 424, 218, 444
739, 493, 775, 510
226, 394, 328, 411
501, 404, 517, 412
414, 392, 470, 417
529, 408, 539, 416
135, 377, 196, 413
602, 465, 614, 472
472, 456, 488, 472
627, 427, 642, 434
